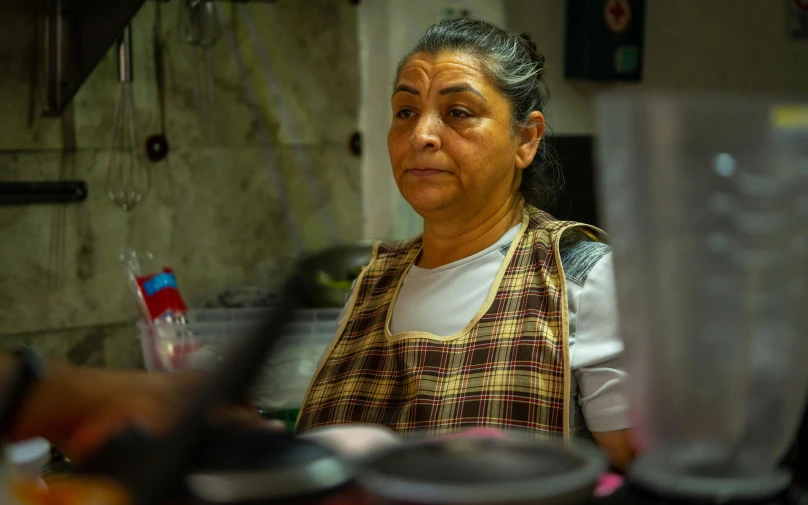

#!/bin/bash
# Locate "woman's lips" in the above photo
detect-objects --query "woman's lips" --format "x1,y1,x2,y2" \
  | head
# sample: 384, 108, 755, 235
407, 168, 445, 177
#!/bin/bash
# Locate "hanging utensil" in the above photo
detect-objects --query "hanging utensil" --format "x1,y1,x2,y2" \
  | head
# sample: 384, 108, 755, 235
178, 0, 220, 106
146, 0, 170, 164
178, 0, 202, 105
200, 0, 220, 105
105, 25, 150, 211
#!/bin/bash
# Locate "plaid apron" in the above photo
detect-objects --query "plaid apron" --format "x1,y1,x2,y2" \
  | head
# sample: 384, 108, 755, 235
296, 208, 595, 443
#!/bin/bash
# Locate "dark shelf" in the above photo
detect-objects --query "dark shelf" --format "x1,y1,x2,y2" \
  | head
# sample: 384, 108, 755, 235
0, 181, 88, 205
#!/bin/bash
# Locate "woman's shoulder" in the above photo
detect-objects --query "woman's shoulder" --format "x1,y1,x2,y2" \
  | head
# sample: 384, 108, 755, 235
557, 227, 612, 287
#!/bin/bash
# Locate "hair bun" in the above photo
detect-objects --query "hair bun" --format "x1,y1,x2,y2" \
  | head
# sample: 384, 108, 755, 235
518, 33, 537, 53
517, 32, 545, 68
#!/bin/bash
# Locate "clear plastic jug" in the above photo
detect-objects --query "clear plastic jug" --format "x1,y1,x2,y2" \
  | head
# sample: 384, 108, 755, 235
594, 92, 808, 499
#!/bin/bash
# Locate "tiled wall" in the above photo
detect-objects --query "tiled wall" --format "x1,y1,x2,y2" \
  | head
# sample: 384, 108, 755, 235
0, 1, 361, 368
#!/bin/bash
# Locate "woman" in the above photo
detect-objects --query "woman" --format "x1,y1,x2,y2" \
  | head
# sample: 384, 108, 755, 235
296, 18, 632, 469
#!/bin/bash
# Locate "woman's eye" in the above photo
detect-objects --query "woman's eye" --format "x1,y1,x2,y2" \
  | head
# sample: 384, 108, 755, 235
395, 109, 414, 119
448, 109, 471, 118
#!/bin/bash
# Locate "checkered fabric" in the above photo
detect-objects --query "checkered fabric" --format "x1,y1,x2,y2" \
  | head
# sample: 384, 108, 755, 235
296, 208, 592, 442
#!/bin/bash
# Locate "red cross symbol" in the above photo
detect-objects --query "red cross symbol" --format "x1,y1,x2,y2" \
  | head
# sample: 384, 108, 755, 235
609, 1, 626, 23
605, 0, 632, 33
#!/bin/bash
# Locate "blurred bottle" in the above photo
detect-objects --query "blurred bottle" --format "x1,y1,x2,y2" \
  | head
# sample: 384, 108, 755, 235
121, 248, 193, 372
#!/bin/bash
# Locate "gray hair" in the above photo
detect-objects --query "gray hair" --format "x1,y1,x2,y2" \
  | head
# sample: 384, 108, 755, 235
395, 17, 562, 212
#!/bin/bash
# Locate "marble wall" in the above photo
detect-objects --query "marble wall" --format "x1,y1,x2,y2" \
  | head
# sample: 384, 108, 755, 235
0, 1, 361, 368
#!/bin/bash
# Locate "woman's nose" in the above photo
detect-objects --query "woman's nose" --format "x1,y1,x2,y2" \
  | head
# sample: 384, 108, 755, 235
409, 113, 441, 151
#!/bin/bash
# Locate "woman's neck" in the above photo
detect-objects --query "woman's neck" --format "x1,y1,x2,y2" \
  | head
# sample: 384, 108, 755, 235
417, 196, 524, 269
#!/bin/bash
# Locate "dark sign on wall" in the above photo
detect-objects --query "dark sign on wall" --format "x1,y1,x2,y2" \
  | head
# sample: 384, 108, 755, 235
564, 0, 645, 81
789, 0, 808, 39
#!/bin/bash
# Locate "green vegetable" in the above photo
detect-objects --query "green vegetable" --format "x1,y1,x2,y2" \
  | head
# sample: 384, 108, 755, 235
315, 270, 354, 290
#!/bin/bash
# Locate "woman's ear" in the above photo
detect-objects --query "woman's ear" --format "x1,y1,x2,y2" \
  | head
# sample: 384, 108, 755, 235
515, 111, 546, 170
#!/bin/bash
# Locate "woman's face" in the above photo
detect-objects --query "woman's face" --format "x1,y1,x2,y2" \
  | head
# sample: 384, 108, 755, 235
388, 51, 540, 220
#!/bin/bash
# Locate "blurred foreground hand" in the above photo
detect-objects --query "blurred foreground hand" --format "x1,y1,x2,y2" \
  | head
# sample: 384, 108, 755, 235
2, 354, 273, 462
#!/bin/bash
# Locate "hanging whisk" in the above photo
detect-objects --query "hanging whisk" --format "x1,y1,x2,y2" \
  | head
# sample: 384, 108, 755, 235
106, 25, 150, 211
178, 0, 221, 106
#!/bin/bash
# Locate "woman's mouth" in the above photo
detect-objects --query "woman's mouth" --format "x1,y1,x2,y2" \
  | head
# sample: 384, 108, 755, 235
407, 168, 445, 177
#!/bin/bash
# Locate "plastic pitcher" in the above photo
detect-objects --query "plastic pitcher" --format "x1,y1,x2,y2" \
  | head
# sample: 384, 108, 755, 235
594, 92, 808, 499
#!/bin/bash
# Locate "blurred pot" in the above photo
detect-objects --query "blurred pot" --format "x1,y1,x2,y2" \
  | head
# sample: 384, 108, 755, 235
298, 240, 376, 308
357, 435, 608, 505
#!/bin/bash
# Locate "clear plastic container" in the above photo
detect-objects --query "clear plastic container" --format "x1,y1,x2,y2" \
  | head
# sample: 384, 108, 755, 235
138, 307, 341, 410
595, 92, 808, 498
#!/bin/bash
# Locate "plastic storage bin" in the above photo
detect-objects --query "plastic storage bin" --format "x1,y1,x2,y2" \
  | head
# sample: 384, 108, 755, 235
138, 307, 341, 411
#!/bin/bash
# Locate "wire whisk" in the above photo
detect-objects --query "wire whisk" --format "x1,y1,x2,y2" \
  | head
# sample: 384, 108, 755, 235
178, 0, 221, 106
106, 25, 150, 211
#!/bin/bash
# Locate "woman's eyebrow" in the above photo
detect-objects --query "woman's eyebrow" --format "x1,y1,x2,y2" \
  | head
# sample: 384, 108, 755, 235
392, 84, 486, 101
392, 84, 419, 97
439, 84, 486, 101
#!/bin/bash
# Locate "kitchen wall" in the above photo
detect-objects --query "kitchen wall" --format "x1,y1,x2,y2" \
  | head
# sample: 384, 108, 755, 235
0, 1, 361, 368
505, 0, 808, 135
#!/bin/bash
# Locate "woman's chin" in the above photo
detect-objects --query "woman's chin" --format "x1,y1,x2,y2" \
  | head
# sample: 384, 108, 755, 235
402, 192, 455, 216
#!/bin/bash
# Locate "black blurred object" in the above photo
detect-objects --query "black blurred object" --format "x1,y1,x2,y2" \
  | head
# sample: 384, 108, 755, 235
184, 426, 354, 504
349, 131, 362, 156
547, 135, 599, 228
0, 181, 88, 205
564, 0, 645, 81
145, 134, 170, 162
782, 403, 808, 491
0, 348, 45, 438
42, 446, 74, 477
